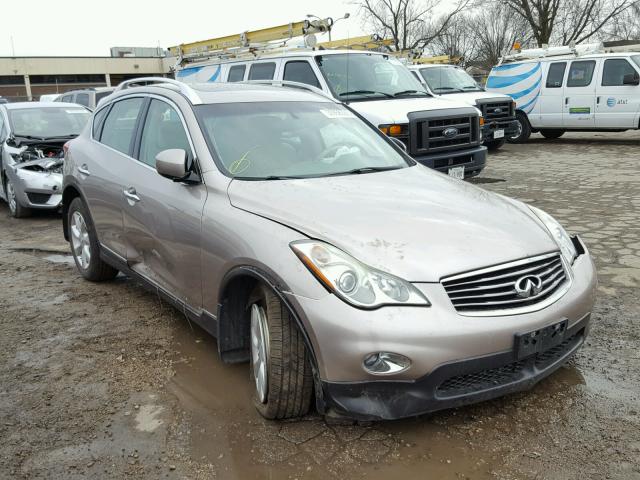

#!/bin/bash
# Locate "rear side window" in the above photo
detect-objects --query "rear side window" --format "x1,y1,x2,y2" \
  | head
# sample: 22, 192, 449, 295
228, 65, 246, 82
99, 98, 144, 155
138, 100, 192, 167
546, 62, 566, 88
602, 59, 637, 86
567, 61, 595, 87
62, 94, 74, 102
283, 61, 320, 88
75, 93, 90, 107
248, 62, 276, 80
92, 107, 109, 139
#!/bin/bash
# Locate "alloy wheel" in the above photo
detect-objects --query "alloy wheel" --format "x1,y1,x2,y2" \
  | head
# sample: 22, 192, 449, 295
6, 180, 17, 215
70, 211, 91, 270
250, 303, 270, 403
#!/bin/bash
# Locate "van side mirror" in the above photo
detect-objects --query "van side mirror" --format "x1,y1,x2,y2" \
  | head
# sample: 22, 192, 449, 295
155, 149, 187, 180
388, 136, 408, 152
623, 72, 640, 86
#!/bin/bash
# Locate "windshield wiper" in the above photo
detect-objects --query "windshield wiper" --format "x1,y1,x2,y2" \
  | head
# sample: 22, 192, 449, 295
234, 175, 309, 181
393, 90, 430, 97
433, 87, 464, 93
462, 86, 482, 90
339, 90, 394, 98
326, 166, 402, 177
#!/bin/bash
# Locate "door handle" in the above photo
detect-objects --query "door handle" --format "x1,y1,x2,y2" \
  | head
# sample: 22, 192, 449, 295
123, 187, 141, 203
78, 164, 90, 176
565, 97, 569, 105
597, 96, 601, 105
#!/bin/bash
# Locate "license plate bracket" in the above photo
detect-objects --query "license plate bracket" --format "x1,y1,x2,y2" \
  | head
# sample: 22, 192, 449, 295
494, 129, 505, 139
515, 319, 568, 360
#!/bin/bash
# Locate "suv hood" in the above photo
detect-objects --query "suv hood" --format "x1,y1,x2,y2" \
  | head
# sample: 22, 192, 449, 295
347, 96, 477, 125
228, 167, 558, 282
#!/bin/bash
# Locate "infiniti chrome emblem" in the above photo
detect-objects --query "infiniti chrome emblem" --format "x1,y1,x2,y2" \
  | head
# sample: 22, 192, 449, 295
514, 275, 543, 298
443, 127, 458, 138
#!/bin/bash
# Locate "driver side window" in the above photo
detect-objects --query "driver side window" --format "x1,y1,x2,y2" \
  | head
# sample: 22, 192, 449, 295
138, 100, 192, 168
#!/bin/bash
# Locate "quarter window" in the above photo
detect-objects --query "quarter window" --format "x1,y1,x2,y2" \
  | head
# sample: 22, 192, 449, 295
92, 106, 109, 139
228, 65, 246, 82
283, 61, 320, 88
566, 61, 595, 87
602, 59, 637, 86
248, 62, 276, 80
546, 62, 566, 88
75, 93, 90, 107
99, 98, 144, 155
138, 99, 192, 168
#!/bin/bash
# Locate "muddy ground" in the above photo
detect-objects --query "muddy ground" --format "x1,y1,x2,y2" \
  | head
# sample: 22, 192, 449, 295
1, 131, 639, 479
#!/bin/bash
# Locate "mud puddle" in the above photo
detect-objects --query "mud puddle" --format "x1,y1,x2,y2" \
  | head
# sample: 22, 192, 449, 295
167, 319, 589, 479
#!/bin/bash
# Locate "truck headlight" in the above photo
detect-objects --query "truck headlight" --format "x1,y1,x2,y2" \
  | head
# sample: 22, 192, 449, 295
529, 206, 577, 264
291, 240, 430, 309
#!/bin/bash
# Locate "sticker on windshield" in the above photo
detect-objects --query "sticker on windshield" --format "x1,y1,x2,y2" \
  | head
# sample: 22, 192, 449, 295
320, 109, 357, 119
66, 109, 87, 114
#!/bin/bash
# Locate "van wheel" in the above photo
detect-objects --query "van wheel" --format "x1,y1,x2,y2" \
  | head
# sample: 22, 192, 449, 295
506, 111, 531, 143
485, 138, 506, 151
540, 129, 565, 139
5, 177, 32, 218
68, 197, 118, 281
249, 283, 313, 419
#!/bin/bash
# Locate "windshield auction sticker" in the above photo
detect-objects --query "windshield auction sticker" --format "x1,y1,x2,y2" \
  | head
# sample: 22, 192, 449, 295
320, 109, 357, 119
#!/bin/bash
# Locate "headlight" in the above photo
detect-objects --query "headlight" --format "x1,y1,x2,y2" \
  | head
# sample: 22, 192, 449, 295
290, 240, 430, 309
529, 206, 577, 264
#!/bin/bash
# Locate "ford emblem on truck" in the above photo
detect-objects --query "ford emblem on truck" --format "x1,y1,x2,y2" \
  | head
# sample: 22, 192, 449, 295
443, 127, 459, 138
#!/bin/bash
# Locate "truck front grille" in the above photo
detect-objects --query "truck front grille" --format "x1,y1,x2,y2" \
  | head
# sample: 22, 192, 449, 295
412, 115, 478, 155
479, 101, 513, 122
441, 253, 570, 315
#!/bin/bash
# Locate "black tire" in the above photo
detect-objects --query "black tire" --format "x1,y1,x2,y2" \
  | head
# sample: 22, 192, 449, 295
67, 197, 118, 281
249, 283, 313, 419
5, 176, 32, 218
485, 138, 506, 151
506, 111, 531, 144
539, 129, 565, 139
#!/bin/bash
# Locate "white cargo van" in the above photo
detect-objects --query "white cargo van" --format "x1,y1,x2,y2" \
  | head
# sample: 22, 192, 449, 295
486, 44, 640, 142
408, 64, 518, 151
175, 50, 488, 179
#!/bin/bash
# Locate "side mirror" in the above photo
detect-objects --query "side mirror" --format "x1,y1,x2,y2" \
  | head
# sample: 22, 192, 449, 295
388, 136, 408, 152
155, 149, 187, 180
623, 72, 640, 86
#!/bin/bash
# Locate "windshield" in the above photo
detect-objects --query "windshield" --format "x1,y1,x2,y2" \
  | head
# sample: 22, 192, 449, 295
8, 106, 90, 138
196, 101, 411, 179
419, 66, 481, 93
315, 53, 429, 100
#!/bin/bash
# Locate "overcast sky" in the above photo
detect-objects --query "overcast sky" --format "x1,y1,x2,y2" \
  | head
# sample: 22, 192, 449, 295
2, 0, 366, 56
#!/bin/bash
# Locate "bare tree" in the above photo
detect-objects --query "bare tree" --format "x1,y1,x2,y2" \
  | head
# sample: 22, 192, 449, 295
427, 13, 478, 65
600, 2, 640, 40
355, 0, 472, 52
502, 0, 638, 46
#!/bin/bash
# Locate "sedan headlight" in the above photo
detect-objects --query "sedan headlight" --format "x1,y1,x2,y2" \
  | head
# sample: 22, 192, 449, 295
290, 240, 430, 309
529, 206, 577, 264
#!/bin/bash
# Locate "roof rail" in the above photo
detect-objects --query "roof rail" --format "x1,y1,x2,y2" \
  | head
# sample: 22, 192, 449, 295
238, 80, 336, 101
115, 77, 203, 104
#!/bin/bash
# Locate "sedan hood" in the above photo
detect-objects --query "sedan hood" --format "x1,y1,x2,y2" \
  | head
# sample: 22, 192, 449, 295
228, 167, 558, 282
347, 96, 474, 125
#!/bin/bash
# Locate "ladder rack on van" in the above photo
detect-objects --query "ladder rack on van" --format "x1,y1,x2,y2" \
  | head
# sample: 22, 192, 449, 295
499, 40, 640, 63
316, 34, 394, 51
168, 17, 334, 66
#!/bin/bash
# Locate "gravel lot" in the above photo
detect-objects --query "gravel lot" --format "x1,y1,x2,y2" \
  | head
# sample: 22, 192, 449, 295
1, 131, 639, 479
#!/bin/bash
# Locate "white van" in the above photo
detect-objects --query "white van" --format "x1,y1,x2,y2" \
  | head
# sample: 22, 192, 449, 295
408, 64, 518, 151
486, 45, 640, 142
174, 50, 488, 179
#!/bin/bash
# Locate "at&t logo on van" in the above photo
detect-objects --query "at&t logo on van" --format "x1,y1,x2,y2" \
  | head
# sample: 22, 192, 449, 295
606, 97, 616, 107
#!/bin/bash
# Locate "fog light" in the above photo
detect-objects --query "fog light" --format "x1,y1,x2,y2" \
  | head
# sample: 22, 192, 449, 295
363, 352, 411, 375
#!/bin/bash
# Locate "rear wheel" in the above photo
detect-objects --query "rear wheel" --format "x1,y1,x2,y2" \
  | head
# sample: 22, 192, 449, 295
5, 177, 32, 218
68, 197, 118, 281
249, 283, 313, 419
506, 111, 531, 144
485, 138, 506, 151
539, 129, 565, 139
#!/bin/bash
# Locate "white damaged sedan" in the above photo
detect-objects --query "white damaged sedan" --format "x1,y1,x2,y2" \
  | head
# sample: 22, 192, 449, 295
0, 102, 90, 217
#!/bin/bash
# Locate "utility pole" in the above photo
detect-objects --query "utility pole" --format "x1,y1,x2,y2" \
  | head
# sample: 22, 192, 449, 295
10, 36, 16, 56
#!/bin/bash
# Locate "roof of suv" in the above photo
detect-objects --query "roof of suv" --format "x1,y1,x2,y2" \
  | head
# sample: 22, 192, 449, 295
2, 101, 87, 110
109, 82, 336, 106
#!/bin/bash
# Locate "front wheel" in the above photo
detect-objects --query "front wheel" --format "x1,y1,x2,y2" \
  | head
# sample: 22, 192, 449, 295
68, 197, 118, 281
249, 283, 313, 419
540, 129, 565, 139
506, 111, 531, 144
5, 177, 32, 218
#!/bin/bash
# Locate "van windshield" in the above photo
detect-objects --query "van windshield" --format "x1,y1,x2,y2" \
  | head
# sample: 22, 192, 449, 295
315, 53, 429, 100
419, 66, 482, 93
195, 101, 412, 180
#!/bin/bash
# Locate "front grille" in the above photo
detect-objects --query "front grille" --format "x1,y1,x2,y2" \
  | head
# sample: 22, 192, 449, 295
442, 253, 569, 314
436, 330, 582, 398
413, 115, 479, 155
479, 101, 513, 122
27, 193, 52, 204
